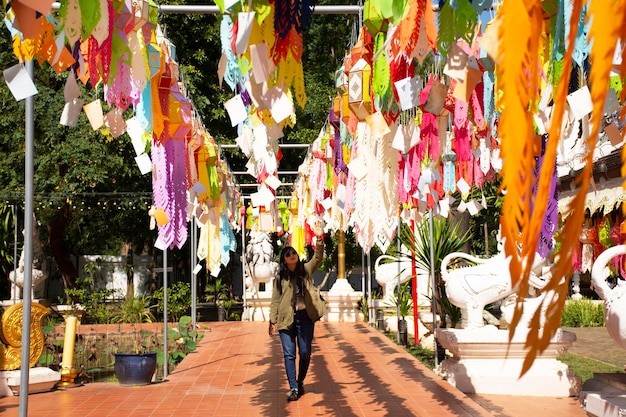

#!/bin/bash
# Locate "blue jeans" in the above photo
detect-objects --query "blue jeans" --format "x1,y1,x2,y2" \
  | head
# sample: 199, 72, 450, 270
278, 310, 315, 391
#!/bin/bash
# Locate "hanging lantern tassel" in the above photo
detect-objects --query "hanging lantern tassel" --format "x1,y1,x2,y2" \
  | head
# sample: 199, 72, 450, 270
443, 152, 457, 194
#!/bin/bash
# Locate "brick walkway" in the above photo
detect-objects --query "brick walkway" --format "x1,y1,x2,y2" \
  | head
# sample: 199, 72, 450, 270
0, 322, 585, 417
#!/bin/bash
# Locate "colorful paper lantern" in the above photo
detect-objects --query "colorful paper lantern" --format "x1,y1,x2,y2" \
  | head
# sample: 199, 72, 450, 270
363, 0, 389, 35
348, 58, 372, 120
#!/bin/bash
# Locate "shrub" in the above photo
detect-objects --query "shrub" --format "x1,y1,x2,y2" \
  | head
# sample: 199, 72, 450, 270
153, 281, 192, 322
561, 298, 605, 327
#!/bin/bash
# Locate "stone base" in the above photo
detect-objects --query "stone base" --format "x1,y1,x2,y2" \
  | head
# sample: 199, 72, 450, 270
581, 373, 626, 417
435, 326, 581, 397
243, 292, 272, 322
322, 279, 363, 322
0, 368, 61, 397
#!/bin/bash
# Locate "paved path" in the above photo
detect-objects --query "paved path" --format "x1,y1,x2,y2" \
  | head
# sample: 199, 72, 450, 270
0, 322, 586, 417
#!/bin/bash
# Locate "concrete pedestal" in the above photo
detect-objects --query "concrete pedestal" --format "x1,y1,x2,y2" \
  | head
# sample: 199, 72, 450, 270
322, 279, 363, 322
435, 326, 580, 396
581, 373, 626, 417
0, 368, 60, 396
243, 291, 272, 322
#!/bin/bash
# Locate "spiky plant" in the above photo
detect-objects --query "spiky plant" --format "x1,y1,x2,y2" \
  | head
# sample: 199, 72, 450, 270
400, 215, 471, 329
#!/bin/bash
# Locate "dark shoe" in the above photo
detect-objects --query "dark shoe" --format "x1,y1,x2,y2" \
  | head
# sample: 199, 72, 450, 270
297, 383, 305, 397
287, 389, 299, 401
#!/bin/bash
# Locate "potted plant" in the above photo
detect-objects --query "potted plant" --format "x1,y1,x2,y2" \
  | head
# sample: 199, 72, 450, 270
206, 277, 229, 321
386, 282, 413, 346
112, 295, 158, 386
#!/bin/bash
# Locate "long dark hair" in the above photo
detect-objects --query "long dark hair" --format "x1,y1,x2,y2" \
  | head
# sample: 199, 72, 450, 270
276, 246, 307, 295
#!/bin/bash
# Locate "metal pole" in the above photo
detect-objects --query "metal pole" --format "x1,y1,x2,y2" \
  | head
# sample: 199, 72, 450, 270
411, 217, 419, 344
12, 204, 17, 304
162, 248, 168, 380
367, 251, 372, 325
428, 210, 439, 368
18, 58, 35, 417
361, 249, 365, 323
396, 217, 401, 342
191, 220, 197, 331
51, 3, 362, 15
241, 221, 247, 320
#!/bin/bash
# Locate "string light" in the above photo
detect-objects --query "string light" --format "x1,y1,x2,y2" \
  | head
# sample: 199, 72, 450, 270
1, 192, 154, 212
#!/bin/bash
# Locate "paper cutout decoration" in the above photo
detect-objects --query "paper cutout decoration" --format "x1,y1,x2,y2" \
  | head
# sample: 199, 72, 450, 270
224, 94, 248, 127
366, 111, 390, 137
152, 207, 169, 226
395, 76, 421, 111
264, 175, 282, 190
63, 71, 80, 102
250, 42, 270, 84
104, 109, 126, 138
347, 157, 368, 181
443, 43, 469, 82
236, 12, 256, 54
457, 177, 471, 195
604, 123, 622, 146
126, 117, 146, 155
363, 0, 389, 35
3, 63, 38, 101
422, 78, 446, 115
83, 100, 104, 130
60, 98, 83, 126
566, 85, 593, 120
135, 153, 152, 175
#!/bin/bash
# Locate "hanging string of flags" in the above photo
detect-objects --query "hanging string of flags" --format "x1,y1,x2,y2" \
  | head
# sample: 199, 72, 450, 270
2, 0, 242, 276
3, 2, 626, 341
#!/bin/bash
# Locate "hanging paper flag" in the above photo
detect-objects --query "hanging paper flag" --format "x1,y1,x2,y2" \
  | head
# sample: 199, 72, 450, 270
83, 99, 104, 130
63, 0, 82, 46
236, 12, 256, 54
395, 76, 421, 111
104, 108, 126, 138
443, 152, 457, 194
224, 94, 248, 127
250, 42, 270, 83
60, 98, 84, 126
3, 63, 38, 101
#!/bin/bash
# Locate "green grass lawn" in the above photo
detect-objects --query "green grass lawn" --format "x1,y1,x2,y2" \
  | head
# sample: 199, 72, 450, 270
383, 330, 624, 384
558, 352, 624, 383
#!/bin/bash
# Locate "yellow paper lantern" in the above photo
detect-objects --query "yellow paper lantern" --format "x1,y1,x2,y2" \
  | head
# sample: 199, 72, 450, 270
348, 58, 372, 120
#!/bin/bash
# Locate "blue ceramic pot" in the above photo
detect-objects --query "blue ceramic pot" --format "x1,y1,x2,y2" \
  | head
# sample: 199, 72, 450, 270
114, 352, 157, 386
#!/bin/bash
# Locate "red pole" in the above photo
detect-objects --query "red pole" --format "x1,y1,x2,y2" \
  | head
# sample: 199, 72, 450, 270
411, 218, 419, 344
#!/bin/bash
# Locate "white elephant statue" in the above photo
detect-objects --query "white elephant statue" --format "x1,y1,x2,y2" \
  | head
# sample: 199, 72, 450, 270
591, 245, 626, 350
244, 232, 279, 289
374, 254, 414, 304
441, 249, 552, 329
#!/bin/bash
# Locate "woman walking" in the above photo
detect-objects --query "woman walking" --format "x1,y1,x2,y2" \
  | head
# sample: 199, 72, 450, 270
269, 221, 326, 401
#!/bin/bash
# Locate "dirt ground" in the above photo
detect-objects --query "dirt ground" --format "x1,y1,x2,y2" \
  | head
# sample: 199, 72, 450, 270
563, 326, 626, 368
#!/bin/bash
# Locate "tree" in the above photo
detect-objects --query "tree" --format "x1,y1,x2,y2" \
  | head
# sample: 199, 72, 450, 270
0, 30, 155, 292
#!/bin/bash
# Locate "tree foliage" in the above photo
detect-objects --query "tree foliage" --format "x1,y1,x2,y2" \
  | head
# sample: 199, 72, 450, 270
0, 1, 358, 299
0, 20, 154, 294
